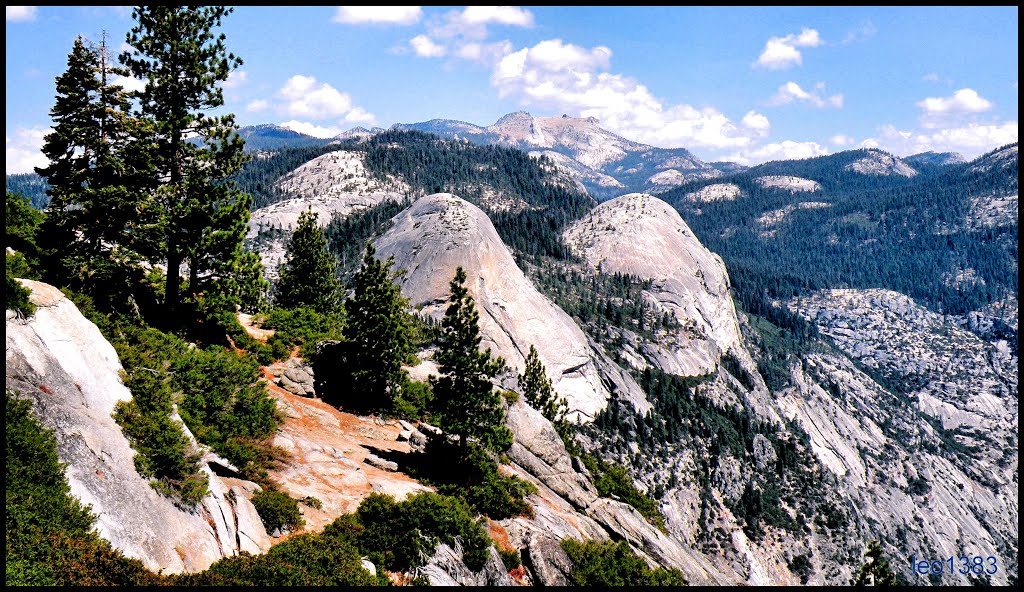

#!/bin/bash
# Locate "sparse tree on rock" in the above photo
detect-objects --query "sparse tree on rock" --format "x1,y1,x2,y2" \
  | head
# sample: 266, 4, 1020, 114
430, 267, 511, 457
518, 344, 570, 429
853, 539, 896, 586
275, 210, 342, 313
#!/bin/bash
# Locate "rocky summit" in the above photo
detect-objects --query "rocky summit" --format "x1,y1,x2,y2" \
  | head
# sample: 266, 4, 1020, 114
374, 192, 649, 422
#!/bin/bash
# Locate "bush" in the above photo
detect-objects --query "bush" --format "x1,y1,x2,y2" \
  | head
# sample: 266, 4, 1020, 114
6, 389, 162, 586
581, 453, 665, 531
355, 492, 491, 572
498, 547, 522, 571
252, 489, 305, 534
172, 344, 280, 477
261, 306, 345, 361
6, 261, 35, 317
409, 440, 536, 521
111, 328, 209, 506
391, 378, 433, 421
560, 538, 687, 586
174, 530, 385, 586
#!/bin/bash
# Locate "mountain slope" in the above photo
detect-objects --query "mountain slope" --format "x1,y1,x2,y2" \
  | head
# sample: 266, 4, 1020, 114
373, 192, 649, 422
395, 111, 719, 198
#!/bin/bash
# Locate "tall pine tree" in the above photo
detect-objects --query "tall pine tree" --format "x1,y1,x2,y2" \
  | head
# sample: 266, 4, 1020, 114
430, 267, 511, 457
35, 34, 156, 304
340, 242, 413, 412
275, 209, 342, 313
122, 6, 264, 320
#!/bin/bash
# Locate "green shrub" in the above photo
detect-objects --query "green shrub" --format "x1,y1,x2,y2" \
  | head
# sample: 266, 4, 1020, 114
261, 306, 345, 361
581, 453, 665, 531
5, 262, 35, 317
111, 327, 209, 506
301, 496, 324, 510
560, 538, 687, 586
173, 530, 385, 586
251, 489, 305, 534
498, 547, 522, 571
355, 492, 491, 572
410, 440, 536, 521
172, 345, 280, 477
6, 389, 162, 585
391, 378, 433, 421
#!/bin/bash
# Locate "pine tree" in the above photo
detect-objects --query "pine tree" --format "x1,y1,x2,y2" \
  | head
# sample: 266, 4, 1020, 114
518, 344, 570, 426
341, 242, 413, 411
275, 210, 342, 313
122, 6, 264, 320
35, 34, 156, 301
430, 267, 512, 457
853, 539, 897, 586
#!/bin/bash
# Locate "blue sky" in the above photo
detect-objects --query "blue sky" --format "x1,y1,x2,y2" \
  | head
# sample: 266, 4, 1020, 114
6, 6, 1018, 173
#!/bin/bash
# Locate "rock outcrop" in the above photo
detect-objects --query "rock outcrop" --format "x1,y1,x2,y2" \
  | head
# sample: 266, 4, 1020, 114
5, 279, 271, 574
563, 193, 745, 378
373, 192, 649, 422
245, 150, 410, 280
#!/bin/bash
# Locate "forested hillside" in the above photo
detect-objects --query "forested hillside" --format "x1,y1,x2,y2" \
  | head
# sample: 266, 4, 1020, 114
663, 145, 1019, 319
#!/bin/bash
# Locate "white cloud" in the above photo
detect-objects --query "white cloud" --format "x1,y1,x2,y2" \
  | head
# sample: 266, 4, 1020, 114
725, 140, 830, 165
491, 39, 763, 150
6, 6, 37, 22
278, 74, 354, 119
265, 75, 376, 128
279, 120, 343, 138
917, 88, 992, 114
754, 28, 822, 70
867, 121, 1017, 159
741, 111, 770, 134
222, 70, 248, 90
246, 99, 269, 113
410, 34, 446, 57
6, 127, 50, 174
830, 134, 855, 146
110, 74, 147, 93
333, 6, 422, 25
769, 81, 843, 108
460, 6, 533, 27
922, 72, 941, 83
343, 107, 376, 125
418, 6, 534, 59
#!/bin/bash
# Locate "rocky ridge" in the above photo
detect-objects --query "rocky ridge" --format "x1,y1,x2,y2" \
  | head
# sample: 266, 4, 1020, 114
373, 192, 650, 422
844, 149, 918, 177
5, 280, 272, 574
246, 150, 410, 280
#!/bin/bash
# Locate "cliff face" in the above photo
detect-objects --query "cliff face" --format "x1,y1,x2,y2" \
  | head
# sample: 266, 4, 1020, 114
373, 192, 649, 422
563, 193, 745, 378
5, 280, 271, 574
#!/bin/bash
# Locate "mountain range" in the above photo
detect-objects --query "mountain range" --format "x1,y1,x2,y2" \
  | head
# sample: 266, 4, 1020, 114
6, 110, 1017, 585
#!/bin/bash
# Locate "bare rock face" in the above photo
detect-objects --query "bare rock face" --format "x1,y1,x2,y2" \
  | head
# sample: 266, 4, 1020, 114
374, 192, 649, 422
246, 150, 410, 281
5, 280, 271, 574
421, 543, 515, 586
523, 534, 573, 586
563, 193, 745, 378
